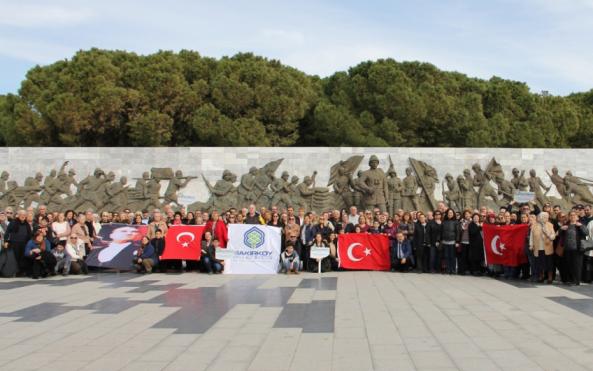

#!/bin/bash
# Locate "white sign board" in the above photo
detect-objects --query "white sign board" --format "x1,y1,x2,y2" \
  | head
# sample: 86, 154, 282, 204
310, 247, 330, 259
224, 224, 281, 274
514, 191, 535, 203
215, 248, 234, 260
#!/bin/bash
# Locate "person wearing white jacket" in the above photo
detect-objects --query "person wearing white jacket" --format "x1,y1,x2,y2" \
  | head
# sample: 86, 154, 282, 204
65, 235, 88, 274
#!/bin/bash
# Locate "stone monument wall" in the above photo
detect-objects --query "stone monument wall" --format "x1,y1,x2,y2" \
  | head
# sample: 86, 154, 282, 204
1, 147, 591, 212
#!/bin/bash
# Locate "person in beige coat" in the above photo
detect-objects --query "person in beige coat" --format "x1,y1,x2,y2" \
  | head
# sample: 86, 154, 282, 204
147, 211, 168, 240
529, 212, 556, 283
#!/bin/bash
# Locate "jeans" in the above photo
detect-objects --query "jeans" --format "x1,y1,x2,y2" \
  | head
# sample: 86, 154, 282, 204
280, 257, 300, 273
55, 256, 71, 274
202, 256, 223, 273
443, 243, 456, 274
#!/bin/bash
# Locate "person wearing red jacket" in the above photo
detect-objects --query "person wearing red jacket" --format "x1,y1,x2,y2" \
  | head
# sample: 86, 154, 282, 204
204, 211, 228, 247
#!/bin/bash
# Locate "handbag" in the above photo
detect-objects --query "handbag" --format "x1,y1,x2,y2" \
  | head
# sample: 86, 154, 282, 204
581, 239, 593, 252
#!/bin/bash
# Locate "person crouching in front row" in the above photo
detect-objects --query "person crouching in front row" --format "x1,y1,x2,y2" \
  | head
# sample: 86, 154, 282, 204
391, 232, 412, 272
65, 235, 88, 274
52, 242, 71, 276
133, 236, 158, 273
280, 241, 300, 274
202, 237, 223, 274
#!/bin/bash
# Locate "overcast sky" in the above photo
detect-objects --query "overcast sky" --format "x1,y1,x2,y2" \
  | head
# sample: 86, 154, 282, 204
1, 0, 592, 95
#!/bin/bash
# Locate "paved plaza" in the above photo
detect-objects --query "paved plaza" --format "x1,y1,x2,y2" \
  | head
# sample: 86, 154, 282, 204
1, 272, 593, 370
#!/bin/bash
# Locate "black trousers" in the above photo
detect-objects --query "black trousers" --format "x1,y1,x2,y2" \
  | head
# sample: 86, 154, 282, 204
457, 243, 469, 274
416, 244, 430, 272
28, 251, 56, 278
10, 242, 27, 274
565, 250, 583, 285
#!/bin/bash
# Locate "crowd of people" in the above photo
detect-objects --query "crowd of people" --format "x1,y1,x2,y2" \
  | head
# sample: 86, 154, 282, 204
1, 201, 592, 285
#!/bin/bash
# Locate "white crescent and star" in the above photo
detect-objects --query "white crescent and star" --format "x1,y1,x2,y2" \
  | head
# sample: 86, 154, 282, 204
347, 243, 372, 261
176, 232, 196, 248
490, 235, 506, 256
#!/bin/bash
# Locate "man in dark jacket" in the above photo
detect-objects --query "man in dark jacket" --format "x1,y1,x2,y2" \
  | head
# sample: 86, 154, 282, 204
413, 213, 431, 273
4, 210, 32, 275
150, 229, 166, 272
392, 232, 412, 272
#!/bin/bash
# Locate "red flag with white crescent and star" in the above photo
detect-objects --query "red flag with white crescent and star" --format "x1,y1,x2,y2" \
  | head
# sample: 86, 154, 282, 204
338, 233, 391, 271
161, 225, 205, 261
483, 223, 529, 267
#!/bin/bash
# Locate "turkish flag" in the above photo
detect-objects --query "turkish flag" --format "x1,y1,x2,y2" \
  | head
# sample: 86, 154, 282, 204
162, 225, 205, 261
483, 223, 529, 267
338, 233, 391, 271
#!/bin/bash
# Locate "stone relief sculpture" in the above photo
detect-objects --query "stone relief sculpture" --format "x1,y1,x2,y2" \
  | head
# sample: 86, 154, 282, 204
327, 155, 364, 211
402, 167, 420, 212
409, 158, 438, 212
528, 169, 550, 207
443, 173, 461, 211
386, 157, 403, 215
357, 155, 389, 212
2, 154, 593, 213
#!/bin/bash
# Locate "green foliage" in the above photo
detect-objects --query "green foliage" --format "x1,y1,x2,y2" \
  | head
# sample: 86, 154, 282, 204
0, 49, 591, 147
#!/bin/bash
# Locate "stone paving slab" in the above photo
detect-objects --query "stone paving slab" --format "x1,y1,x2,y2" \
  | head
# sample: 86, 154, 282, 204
2, 272, 593, 370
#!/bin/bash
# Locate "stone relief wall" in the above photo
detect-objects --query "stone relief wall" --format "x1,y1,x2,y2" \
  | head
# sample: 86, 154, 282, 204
1, 147, 592, 213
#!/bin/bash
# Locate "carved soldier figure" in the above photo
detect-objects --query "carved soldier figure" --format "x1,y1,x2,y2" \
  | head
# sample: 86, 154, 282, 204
528, 169, 550, 207
23, 172, 43, 208
443, 173, 461, 211
145, 175, 162, 210
472, 163, 498, 208
297, 175, 316, 211
288, 176, 305, 209
511, 168, 528, 191
351, 170, 365, 211
386, 166, 403, 215
207, 170, 238, 211
549, 167, 569, 201
457, 174, 474, 211
164, 170, 195, 205
402, 167, 420, 211
238, 167, 258, 204
564, 171, 593, 204
0, 171, 9, 195
254, 168, 275, 205
417, 163, 438, 211
270, 171, 293, 208
333, 165, 354, 210
73, 168, 108, 211
58, 168, 78, 196
357, 155, 389, 212
105, 176, 129, 211
495, 175, 515, 206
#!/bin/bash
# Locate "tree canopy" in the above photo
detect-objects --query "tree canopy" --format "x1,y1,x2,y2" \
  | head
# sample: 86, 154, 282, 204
1, 49, 591, 147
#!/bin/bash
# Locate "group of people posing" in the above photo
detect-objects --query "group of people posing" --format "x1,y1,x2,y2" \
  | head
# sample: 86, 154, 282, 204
1, 201, 592, 284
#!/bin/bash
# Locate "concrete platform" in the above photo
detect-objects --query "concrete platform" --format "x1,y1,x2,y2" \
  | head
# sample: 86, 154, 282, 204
1, 272, 593, 370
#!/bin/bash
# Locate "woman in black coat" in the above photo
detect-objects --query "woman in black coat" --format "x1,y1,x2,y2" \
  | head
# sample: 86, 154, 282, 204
441, 208, 460, 274
468, 213, 484, 275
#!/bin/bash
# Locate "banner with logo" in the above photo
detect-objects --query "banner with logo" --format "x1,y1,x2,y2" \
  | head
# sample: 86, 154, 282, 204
225, 224, 281, 274
86, 224, 147, 270
338, 233, 390, 271
483, 223, 529, 266
162, 225, 205, 261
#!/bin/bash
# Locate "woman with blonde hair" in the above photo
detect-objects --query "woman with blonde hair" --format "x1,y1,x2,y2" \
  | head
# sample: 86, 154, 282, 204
529, 212, 556, 284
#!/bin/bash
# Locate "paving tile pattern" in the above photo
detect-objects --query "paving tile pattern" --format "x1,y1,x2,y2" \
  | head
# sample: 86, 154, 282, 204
1, 272, 593, 370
